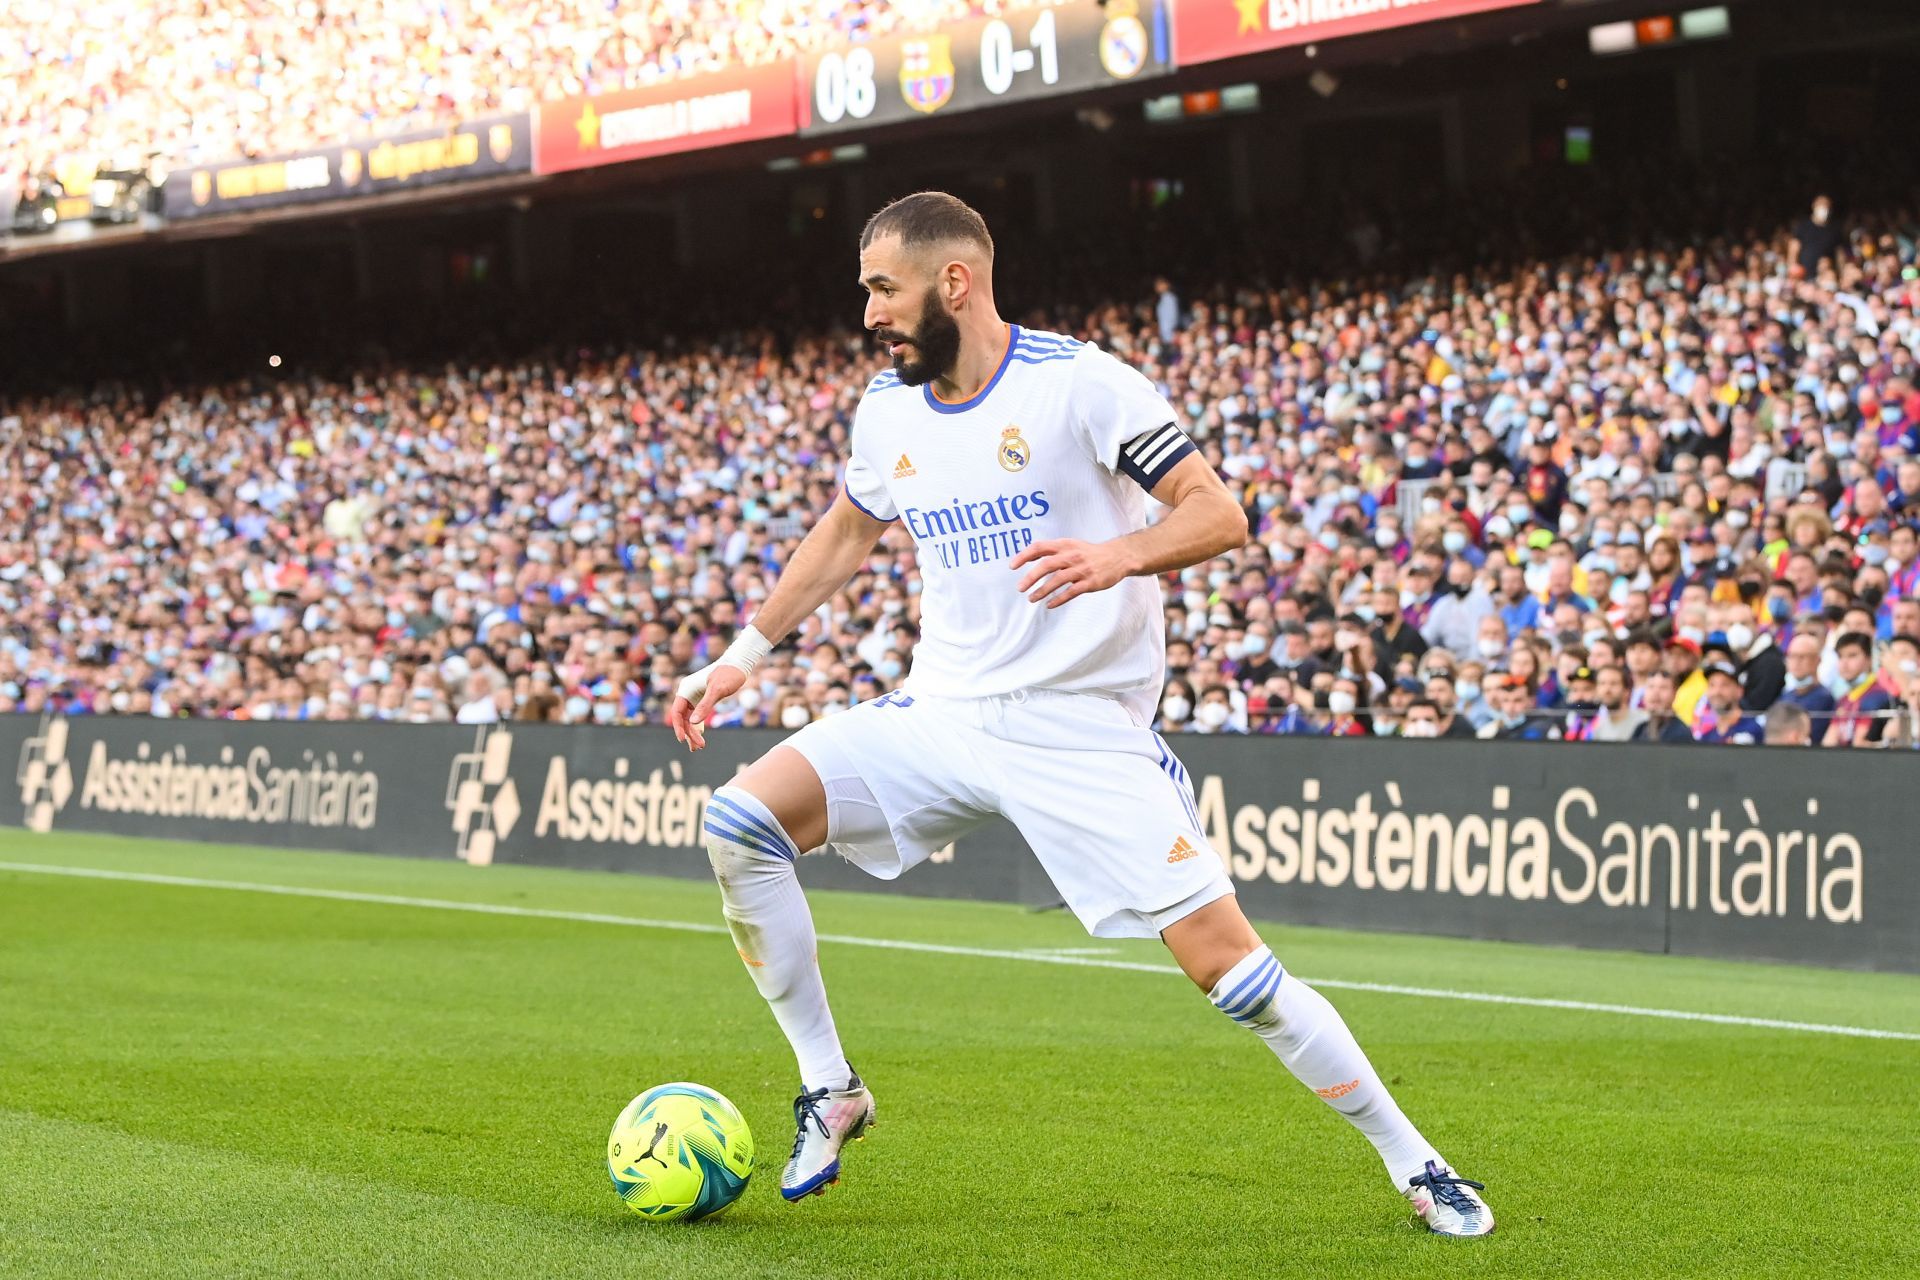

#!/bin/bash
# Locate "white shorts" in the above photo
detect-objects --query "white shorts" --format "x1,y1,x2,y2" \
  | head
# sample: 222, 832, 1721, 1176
782, 688, 1235, 939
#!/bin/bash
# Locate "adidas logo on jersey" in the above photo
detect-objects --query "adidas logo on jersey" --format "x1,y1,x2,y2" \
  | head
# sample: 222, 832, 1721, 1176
1166, 836, 1200, 863
893, 454, 916, 478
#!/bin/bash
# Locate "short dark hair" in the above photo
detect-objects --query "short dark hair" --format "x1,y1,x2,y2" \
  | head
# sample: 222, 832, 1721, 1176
861, 191, 993, 258
1406, 697, 1439, 717
1835, 630, 1875, 657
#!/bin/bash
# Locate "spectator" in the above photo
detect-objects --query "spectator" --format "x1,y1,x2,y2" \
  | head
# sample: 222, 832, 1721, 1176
1400, 697, 1443, 739
1154, 277, 1181, 346
1789, 194, 1842, 279
1478, 675, 1548, 741
1557, 666, 1602, 741
1666, 637, 1707, 726
1822, 632, 1892, 747
1421, 557, 1495, 657
1763, 702, 1814, 746
1692, 665, 1763, 744
1323, 676, 1368, 737
1632, 671, 1695, 744
1588, 666, 1648, 742
1776, 633, 1839, 738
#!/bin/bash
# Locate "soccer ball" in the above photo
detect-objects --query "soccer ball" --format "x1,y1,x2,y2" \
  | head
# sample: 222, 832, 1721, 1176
607, 1082, 755, 1221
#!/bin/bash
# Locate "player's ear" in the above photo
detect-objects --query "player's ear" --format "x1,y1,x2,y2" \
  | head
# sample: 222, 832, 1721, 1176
942, 258, 971, 309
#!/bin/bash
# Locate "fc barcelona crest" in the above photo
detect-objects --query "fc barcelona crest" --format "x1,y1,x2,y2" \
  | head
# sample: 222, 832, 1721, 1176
999, 425, 1031, 472
901, 35, 956, 115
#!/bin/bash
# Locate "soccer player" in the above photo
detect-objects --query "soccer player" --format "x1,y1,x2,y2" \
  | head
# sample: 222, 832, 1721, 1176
669, 192, 1494, 1236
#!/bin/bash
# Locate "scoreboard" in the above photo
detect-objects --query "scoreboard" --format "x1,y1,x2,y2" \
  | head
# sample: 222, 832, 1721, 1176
800, 0, 1171, 136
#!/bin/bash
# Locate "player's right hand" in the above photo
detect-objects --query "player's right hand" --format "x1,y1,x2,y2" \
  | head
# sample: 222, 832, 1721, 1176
668, 661, 747, 752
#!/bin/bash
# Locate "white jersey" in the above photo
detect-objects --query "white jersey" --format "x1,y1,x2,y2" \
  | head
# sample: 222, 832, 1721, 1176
841, 325, 1196, 723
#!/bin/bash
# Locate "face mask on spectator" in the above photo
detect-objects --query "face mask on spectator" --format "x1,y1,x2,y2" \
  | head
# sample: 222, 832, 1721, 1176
1507, 504, 1530, 524
1375, 527, 1399, 549
1726, 509, 1749, 529
1455, 678, 1480, 703
1183, 590, 1207, 612
1477, 637, 1505, 659
1679, 625, 1706, 645
1402, 720, 1437, 738
1242, 635, 1269, 657
1862, 545, 1889, 567
1355, 606, 1377, 623
1442, 531, 1468, 554
1208, 569, 1231, 588
1318, 530, 1341, 551
1196, 702, 1230, 729
1328, 690, 1357, 715
875, 659, 903, 681
781, 704, 811, 729
737, 688, 762, 712
1162, 695, 1192, 722
1726, 624, 1754, 655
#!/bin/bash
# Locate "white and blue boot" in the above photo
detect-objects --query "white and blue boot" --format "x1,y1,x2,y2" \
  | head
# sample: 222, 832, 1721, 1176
1404, 1160, 1495, 1237
781, 1070, 875, 1201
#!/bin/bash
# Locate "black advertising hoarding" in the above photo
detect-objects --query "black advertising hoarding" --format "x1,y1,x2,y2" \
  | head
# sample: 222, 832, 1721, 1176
163, 113, 532, 219
799, 0, 1172, 137
3, 715, 1912, 972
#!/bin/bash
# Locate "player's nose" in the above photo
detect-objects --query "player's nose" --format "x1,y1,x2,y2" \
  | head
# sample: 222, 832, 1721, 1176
864, 295, 888, 333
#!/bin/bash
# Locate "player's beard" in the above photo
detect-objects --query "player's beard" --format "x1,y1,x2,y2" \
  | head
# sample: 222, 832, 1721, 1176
879, 288, 963, 387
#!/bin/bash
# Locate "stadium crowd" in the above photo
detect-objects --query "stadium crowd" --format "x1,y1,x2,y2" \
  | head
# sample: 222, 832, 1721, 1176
2, 0, 1036, 189
5, 184, 1920, 748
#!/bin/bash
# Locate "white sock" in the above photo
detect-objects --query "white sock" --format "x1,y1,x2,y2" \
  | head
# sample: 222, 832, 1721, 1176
1209, 945, 1441, 1190
704, 787, 849, 1093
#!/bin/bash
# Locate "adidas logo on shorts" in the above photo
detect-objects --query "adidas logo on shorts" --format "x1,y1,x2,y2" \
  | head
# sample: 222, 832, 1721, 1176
893, 454, 916, 478
1166, 836, 1200, 863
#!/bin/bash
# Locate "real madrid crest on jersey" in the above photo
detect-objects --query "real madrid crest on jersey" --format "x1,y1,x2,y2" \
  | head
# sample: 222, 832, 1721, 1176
1098, 0, 1149, 80
999, 425, 1031, 472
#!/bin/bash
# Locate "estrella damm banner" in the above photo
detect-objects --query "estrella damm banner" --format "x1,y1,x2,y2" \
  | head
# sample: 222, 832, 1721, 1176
1171, 0, 1539, 67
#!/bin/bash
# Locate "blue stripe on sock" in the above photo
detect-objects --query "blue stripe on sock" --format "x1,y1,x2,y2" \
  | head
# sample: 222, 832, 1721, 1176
1227, 970, 1285, 1022
701, 809, 790, 862
1214, 953, 1279, 1015
708, 793, 796, 857
1230, 988, 1281, 1023
708, 794, 797, 860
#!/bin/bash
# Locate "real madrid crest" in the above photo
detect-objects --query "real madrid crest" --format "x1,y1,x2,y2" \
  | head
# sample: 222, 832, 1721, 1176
999, 425, 1031, 472
1098, 0, 1150, 81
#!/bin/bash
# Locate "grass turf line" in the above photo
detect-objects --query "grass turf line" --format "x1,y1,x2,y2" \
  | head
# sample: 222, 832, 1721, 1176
1, 834, 1917, 1279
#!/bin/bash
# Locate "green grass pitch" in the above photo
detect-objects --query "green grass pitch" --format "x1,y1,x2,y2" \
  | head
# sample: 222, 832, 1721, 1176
2, 833, 1917, 1279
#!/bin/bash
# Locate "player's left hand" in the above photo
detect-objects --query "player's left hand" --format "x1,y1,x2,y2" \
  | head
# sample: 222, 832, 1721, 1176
1010, 538, 1131, 608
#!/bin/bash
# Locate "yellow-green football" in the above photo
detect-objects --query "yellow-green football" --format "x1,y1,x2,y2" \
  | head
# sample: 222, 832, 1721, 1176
607, 1083, 754, 1221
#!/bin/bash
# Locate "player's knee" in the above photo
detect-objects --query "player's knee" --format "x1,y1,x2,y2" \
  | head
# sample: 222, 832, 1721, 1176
703, 785, 800, 879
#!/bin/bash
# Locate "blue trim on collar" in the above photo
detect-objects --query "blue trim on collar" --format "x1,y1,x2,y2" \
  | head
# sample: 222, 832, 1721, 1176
924, 324, 1020, 415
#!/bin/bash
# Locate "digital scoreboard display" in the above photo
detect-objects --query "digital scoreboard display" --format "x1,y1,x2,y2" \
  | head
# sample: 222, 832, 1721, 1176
799, 0, 1171, 137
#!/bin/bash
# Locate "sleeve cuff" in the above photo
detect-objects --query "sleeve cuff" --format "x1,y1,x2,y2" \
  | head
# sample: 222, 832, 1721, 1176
843, 483, 898, 523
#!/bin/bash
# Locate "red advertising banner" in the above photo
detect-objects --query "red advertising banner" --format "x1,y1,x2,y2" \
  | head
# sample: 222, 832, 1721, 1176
1173, 0, 1538, 66
533, 62, 800, 174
